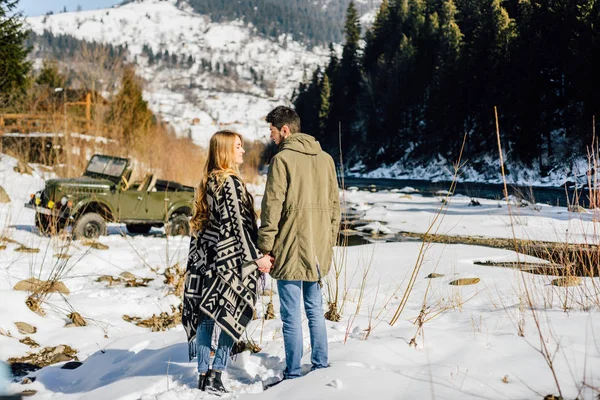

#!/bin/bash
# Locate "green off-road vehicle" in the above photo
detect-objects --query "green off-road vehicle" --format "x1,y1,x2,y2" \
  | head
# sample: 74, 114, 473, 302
25, 154, 194, 239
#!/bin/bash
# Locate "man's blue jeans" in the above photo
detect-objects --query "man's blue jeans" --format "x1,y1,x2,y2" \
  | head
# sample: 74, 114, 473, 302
196, 318, 234, 373
277, 280, 328, 379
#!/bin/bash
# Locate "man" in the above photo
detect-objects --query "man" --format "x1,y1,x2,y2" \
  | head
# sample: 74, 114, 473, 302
257, 106, 341, 381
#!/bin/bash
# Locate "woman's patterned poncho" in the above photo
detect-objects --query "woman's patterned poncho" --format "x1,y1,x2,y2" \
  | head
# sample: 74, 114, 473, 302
182, 174, 261, 360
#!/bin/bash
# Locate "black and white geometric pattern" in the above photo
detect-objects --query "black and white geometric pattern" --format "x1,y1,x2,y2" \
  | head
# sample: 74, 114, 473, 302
182, 174, 261, 360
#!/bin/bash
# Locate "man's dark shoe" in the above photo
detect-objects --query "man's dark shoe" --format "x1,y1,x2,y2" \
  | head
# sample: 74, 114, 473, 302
204, 369, 229, 394
198, 373, 207, 391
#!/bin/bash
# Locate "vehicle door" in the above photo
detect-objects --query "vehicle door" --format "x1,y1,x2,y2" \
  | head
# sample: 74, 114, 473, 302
118, 174, 151, 220
145, 176, 169, 221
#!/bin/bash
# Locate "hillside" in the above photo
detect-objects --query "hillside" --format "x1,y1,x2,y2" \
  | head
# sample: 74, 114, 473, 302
26, 0, 331, 145
181, 0, 382, 45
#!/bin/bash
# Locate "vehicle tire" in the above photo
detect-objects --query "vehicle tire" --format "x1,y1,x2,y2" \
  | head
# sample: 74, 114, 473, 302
126, 224, 152, 235
168, 214, 190, 236
73, 212, 107, 240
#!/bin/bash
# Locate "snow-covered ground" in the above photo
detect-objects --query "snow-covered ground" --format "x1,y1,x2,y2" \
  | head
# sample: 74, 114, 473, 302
2, 152, 600, 399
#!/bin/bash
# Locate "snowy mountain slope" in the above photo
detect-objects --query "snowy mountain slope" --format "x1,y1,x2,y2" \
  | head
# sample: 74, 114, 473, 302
26, 0, 330, 145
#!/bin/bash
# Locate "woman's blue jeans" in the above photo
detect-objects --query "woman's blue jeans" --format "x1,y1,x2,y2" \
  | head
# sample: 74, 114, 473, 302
277, 280, 328, 379
196, 318, 234, 373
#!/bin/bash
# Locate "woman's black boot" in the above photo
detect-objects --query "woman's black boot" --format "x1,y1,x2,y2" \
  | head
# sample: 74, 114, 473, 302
198, 373, 207, 391
204, 369, 229, 394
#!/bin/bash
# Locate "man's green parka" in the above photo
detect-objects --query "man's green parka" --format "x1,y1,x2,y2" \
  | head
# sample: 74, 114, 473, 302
258, 133, 341, 281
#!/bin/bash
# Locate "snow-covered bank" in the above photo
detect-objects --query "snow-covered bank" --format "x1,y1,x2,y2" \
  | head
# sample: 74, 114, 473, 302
349, 155, 592, 188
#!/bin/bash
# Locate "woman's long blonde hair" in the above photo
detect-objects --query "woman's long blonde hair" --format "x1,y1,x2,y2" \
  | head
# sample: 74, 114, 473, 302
190, 130, 243, 233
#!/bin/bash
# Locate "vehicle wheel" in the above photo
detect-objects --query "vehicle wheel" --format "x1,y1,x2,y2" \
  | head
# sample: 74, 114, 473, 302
126, 224, 152, 235
168, 214, 190, 236
73, 212, 107, 240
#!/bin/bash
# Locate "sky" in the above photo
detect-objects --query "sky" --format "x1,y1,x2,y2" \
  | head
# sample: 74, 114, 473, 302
17, 0, 122, 16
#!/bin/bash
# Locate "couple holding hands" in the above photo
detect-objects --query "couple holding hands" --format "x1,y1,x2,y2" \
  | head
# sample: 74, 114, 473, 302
182, 106, 341, 393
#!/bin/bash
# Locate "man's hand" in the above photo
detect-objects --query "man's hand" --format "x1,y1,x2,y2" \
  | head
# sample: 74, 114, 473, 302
257, 254, 275, 274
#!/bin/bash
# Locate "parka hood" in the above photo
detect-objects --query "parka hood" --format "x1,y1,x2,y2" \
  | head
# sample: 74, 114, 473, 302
279, 133, 322, 155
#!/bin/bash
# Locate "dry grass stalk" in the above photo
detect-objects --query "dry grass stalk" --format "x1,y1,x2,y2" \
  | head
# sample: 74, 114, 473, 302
232, 339, 262, 355
67, 312, 87, 327
26, 295, 45, 316
20, 236, 89, 317
344, 247, 375, 344
123, 305, 181, 332
389, 133, 468, 326
14, 245, 40, 253
53, 253, 71, 260
15, 322, 36, 335
7, 344, 78, 368
325, 123, 349, 322
14, 278, 70, 295
263, 276, 276, 320
0, 235, 18, 244
81, 240, 109, 250
0, 186, 10, 203
448, 278, 480, 286
363, 281, 381, 340
494, 106, 563, 398
0, 329, 14, 337
264, 301, 276, 320
19, 337, 40, 348
324, 302, 341, 322
163, 263, 185, 296
96, 273, 153, 287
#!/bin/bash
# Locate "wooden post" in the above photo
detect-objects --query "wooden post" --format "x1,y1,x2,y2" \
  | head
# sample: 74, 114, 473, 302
85, 92, 91, 132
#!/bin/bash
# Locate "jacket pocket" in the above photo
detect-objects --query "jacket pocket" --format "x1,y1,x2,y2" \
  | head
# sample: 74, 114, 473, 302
271, 212, 298, 278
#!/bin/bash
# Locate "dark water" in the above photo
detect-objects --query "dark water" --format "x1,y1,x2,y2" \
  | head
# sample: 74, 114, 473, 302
342, 177, 585, 208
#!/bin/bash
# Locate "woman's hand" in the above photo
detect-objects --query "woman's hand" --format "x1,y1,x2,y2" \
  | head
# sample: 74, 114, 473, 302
256, 254, 275, 274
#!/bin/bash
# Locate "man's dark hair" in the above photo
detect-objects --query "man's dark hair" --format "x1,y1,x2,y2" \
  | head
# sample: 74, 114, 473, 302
266, 106, 301, 133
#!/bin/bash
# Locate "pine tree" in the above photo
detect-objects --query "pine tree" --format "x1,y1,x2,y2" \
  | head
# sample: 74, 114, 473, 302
424, 0, 463, 153
36, 59, 65, 88
0, 0, 31, 104
363, 0, 389, 69
318, 73, 331, 133
108, 66, 154, 144
325, 43, 338, 79
327, 2, 362, 158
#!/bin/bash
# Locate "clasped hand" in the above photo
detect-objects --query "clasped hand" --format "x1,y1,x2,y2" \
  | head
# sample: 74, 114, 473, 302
256, 254, 275, 274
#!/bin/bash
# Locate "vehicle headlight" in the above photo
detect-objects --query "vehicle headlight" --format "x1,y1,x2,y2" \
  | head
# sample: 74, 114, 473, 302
47, 200, 55, 209
61, 196, 68, 206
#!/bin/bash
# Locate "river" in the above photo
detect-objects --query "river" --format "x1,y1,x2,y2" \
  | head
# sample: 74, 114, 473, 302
342, 177, 590, 208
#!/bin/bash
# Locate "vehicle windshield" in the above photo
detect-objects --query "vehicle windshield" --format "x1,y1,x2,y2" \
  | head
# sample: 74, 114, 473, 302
84, 155, 128, 179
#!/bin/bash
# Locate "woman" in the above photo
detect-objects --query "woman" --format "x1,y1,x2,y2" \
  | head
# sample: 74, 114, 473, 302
182, 130, 273, 393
